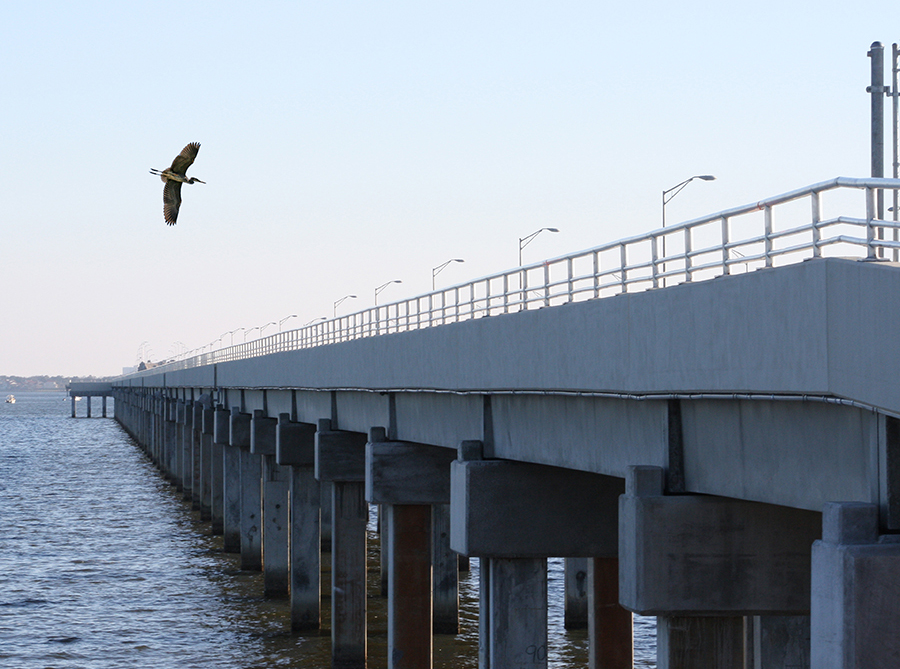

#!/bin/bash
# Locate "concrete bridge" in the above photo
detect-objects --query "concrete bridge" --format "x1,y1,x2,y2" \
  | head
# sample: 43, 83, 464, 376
111, 177, 900, 668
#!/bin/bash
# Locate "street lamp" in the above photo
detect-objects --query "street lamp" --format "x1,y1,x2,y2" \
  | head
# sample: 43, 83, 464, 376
224, 327, 244, 346
432, 259, 464, 290
244, 326, 261, 342
333, 294, 358, 318
662, 175, 716, 228
303, 317, 327, 327
660, 175, 715, 286
519, 228, 559, 266
259, 321, 277, 335
374, 280, 402, 306
278, 314, 298, 332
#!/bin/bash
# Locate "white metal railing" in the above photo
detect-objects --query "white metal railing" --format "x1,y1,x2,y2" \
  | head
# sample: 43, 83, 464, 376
133, 177, 900, 375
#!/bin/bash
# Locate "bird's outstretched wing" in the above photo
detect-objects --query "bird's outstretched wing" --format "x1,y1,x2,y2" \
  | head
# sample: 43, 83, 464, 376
163, 179, 183, 225
170, 142, 200, 175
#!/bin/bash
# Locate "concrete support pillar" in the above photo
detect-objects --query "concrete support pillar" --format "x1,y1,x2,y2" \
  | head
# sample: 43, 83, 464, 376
316, 419, 368, 669
174, 400, 186, 491
191, 402, 203, 510
387, 503, 433, 669
332, 480, 368, 668
811, 501, 900, 668
86, 395, 92, 418
239, 431, 262, 570
211, 407, 230, 535
588, 557, 632, 669
263, 454, 290, 596
251, 410, 288, 596
321, 481, 333, 547
223, 407, 247, 553
432, 503, 459, 635
565, 557, 589, 630
164, 402, 177, 481
276, 413, 321, 630
200, 407, 214, 521
291, 465, 321, 628
380, 505, 390, 597
71, 395, 76, 418
657, 616, 744, 669
744, 615, 810, 669
486, 557, 549, 668
102, 395, 107, 418
182, 400, 194, 502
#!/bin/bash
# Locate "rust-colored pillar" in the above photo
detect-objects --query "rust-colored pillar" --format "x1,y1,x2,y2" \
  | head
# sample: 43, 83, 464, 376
388, 503, 433, 669
589, 557, 633, 669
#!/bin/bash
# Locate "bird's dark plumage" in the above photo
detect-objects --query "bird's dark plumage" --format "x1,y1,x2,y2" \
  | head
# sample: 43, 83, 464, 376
150, 142, 204, 225
163, 180, 183, 225
170, 142, 200, 175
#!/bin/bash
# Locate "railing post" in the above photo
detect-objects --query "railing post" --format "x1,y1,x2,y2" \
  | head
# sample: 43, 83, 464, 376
593, 251, 601, 297
521, 269, 529, 310
720, 216, 730, 275
619, 244, 627, 293
684, 227, 693, 282
519, 269, 528, 311
867, 186, 878, 259
811, 192, 822, 258
544, 261, 551, 307
650, 237, 659, 288
503, 274, 510, 314
566, 258, 574, 303
764, 205, 774, 268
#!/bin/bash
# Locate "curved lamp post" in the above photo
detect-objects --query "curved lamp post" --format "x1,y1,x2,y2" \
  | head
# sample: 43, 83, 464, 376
661, 175, 715, 285
278, 314, 298, 332
224, 327, 244, 346
374, 280, 402, 306
333, 294, 358, 318
432, 259, 464, 290
519, 228, 559, 266
662, 175, 716, 228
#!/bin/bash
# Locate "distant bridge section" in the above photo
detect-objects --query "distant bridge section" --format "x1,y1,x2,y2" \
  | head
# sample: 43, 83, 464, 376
66, 382, 112, 418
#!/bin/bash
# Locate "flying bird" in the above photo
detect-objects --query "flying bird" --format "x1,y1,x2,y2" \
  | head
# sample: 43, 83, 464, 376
150, 142, 205, 225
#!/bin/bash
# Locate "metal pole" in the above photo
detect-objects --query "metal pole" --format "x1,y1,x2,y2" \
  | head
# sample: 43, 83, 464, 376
891, 43, 899, 260
868, 42, 885, 225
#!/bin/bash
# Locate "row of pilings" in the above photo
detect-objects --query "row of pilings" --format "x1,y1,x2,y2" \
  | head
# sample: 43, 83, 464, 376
111, 385, 900, 668
112, 387, 599, 667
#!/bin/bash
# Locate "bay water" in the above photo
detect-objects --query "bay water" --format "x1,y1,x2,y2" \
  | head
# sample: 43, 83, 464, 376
0, 392, 655, 668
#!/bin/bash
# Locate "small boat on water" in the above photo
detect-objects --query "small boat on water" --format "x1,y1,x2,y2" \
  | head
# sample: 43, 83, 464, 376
5, 395, 15, 404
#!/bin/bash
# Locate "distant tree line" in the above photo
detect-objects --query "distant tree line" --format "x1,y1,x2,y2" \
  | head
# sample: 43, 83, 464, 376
0, 375, 111, 392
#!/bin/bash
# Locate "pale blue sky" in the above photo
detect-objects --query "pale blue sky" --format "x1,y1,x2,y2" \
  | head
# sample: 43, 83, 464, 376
0, 1, 893, 376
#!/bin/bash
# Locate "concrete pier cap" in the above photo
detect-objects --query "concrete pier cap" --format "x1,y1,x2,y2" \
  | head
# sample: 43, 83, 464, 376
250, 410, 277, 455
619, 465, 820, 615
450, 454, 623, 557
314, 419, 367, 482
276, 413, 316, 467
229, 408, 252, 451
365, 428, 456, 505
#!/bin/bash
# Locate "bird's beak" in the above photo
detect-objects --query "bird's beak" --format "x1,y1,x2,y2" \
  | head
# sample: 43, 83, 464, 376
196, 179, 206, 184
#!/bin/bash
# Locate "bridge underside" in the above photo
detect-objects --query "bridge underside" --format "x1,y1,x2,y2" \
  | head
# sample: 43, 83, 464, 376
113, 257, 900, 667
